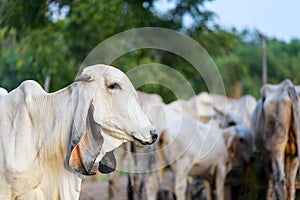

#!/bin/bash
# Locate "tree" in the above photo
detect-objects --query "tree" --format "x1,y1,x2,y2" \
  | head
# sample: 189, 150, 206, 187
0, 0, 218, 100
213, 30, 300, 98
2, 0, 299, 101
0, 27, 74, 91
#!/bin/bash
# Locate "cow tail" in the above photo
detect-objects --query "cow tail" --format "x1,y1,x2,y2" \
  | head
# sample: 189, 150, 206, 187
288, 86, 300, 177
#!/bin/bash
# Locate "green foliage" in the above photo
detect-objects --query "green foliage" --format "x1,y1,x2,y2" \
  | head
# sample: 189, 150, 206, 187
0, 0, 216, 96
0, 27, 74, 91
0, 0, 300, 102
214, 30, 300, 98
0, 0, 48, 36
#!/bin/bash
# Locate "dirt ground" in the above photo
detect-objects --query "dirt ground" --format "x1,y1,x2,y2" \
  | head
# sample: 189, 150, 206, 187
79, 162, 300, 200
79, 172, 175, 200
79, 176, 127, 200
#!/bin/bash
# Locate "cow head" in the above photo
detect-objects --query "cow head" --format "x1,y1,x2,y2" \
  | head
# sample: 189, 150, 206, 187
223, 124, 255, 167
67, 64, 157, 176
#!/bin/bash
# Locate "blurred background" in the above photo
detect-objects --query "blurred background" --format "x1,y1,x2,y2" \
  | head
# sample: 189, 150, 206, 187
1, 0, 299, 102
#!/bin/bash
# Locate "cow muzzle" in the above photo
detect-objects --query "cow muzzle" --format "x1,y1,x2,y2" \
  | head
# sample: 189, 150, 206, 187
133, 129, 158, 145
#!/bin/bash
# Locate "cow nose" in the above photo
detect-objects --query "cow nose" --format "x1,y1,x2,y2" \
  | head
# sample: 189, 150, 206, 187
150, 130, 158, 142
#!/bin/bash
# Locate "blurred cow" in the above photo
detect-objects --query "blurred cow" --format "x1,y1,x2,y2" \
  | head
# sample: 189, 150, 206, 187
251, 79, 300, 200
188, 92, 257, 128
157, 117, 254, 200
108, 91, 165, 200
109, 91, 255, 200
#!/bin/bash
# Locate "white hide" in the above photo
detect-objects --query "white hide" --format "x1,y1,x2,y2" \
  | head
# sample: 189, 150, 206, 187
0, 64, 156, 200
159, 118, 233, 200
0, 87, 8, 96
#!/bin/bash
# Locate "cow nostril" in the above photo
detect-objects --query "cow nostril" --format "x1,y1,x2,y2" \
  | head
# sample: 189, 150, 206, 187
152, 134, 158, 142
150, 130, 158, 143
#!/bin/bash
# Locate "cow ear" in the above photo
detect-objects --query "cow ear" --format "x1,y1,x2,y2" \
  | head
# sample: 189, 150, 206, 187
213, 106, 225, 116
222, 128, 237, 156
226, 136, 236, 155
98, 150, 116, 174
68, 104, 104, 176
74, 74, 92, 82
213, 106, 226, 123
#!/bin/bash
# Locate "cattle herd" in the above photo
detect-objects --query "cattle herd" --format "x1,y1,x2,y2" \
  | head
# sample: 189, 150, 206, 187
0, 65, 299, 200
107, 79, 300, 200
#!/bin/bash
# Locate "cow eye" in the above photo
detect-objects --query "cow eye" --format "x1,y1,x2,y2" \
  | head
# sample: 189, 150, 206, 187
108, 83, 121, 90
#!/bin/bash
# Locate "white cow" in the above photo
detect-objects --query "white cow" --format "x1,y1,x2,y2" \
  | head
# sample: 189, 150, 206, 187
212, 95, 257, 132
158, 117, 251, 200
123, 92, 254, 200
187, 92, 230, 122
188, 92, 257, 128
164, 99, 202, 121
0, 64, 157, 200
137, 91, 166, 129
145, 92, 256, 129
251, 79, 300, 200
108, 91, 165, 200
107, 91, 255, 200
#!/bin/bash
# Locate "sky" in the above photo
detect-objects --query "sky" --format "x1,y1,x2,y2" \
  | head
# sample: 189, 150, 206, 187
204, 0, 300, 41
154, 0, 300, 42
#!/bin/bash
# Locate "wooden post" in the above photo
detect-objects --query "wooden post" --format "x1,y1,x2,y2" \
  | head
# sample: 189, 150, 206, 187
261, 34, 267, 85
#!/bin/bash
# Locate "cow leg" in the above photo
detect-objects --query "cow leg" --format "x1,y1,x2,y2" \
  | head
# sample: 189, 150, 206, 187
186, 177, 193, 200
271, 137, 288, 199
272, 143, 286, 183
287, 156, 299, 200
173, 165, 189, 200
215, 165, 226, 200
204, 179, 213, 200
272, 158, 287, 200
267, 175, 275, 200
174, 174, 188, 200
170, 156, 191, 200
285, 155, 291, 200
263, 156, 275, 200
144, 172, 160, 200
108, 171, 120, 200
275, 92, 295, 199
